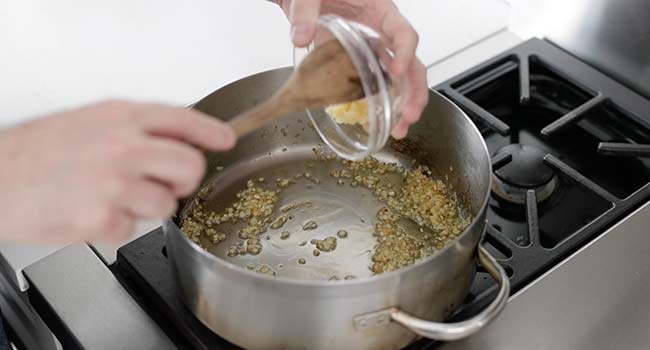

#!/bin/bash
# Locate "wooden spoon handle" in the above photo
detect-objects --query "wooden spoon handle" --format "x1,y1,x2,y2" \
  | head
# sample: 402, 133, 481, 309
228, 88, 299, 137
228, 101, 280, 137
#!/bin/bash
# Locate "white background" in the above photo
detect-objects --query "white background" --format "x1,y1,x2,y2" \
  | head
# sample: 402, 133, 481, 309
0, 0, 508, 125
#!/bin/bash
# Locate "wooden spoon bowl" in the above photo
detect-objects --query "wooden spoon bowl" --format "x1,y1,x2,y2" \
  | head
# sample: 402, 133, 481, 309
228, 39, 364, 137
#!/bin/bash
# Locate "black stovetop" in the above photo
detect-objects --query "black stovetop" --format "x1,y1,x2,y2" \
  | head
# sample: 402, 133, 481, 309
114, 38, 650, 350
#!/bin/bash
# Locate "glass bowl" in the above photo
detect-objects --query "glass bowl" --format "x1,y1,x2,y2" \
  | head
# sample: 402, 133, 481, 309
293, 14, 410, 160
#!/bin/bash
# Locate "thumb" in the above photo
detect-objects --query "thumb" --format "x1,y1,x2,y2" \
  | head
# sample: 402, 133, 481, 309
289, 0, 321, 47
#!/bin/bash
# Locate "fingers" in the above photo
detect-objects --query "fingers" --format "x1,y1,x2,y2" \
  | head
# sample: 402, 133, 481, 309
123, 178, 177, 219
289, 0, 321, 47
381, 6, 419, 76
132, 104, 236, 152
102, 210, 135, 243
82, 207, 135, 243
130, 138, 207, 197
392, 58, 428, 139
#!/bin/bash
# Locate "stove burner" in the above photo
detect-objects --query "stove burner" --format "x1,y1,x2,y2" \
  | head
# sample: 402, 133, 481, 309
492, 144, 557, 204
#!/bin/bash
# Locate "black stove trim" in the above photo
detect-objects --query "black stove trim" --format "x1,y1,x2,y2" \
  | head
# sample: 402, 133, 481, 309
115, 229, 239, 350
442, 39, 650, 131
597, 142, 650, 158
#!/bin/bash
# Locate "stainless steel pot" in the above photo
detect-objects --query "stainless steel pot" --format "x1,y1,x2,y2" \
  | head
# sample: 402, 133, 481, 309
163, 67, 509, 349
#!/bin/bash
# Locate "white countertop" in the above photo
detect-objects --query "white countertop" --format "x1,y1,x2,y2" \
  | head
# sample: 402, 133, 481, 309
0, 0, 515, 288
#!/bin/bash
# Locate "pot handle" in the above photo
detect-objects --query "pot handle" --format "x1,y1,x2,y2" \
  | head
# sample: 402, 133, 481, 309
389, 245, 510, 341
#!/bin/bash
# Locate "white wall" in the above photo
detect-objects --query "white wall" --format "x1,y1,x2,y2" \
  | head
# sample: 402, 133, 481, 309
0, 0, 508, 126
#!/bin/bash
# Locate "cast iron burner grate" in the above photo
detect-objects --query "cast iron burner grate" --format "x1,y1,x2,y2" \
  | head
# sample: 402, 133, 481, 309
114, 38, 650, 350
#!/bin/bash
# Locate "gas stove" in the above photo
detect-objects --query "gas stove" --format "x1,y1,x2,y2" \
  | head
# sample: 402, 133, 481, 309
3, 36, 650, 350
435, 37, 650, 304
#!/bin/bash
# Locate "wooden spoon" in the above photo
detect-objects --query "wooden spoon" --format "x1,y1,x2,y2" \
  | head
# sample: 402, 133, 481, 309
228, 39, 364, 137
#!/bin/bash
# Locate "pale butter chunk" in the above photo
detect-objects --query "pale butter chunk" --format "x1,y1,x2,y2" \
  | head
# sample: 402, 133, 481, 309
324, 98, 369, 125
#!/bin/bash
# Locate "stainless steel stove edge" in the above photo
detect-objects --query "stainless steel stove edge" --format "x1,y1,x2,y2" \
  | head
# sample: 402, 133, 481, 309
21, 244, 175, 350
438, 200, 650, 350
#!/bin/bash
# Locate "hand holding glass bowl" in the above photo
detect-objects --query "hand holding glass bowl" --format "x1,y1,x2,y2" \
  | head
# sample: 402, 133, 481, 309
274, 0, 429, 160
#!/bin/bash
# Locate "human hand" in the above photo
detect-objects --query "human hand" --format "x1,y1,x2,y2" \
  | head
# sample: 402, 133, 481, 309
0, 100, 235, 243
274, 0, 428, 139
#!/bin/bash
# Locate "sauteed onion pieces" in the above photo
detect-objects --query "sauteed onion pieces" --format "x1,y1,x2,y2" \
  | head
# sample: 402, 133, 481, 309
181, 152, 470, 278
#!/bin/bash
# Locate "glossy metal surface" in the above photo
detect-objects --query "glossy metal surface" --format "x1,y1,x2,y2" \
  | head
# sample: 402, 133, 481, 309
390, 245, 509, 341
438, 198, 650, 350
164, 67, 506, 349
510, 0, 650, 98
22, 245, 176, 350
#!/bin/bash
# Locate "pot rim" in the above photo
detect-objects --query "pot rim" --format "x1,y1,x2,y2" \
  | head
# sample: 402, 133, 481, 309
167, 85, 493, 288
